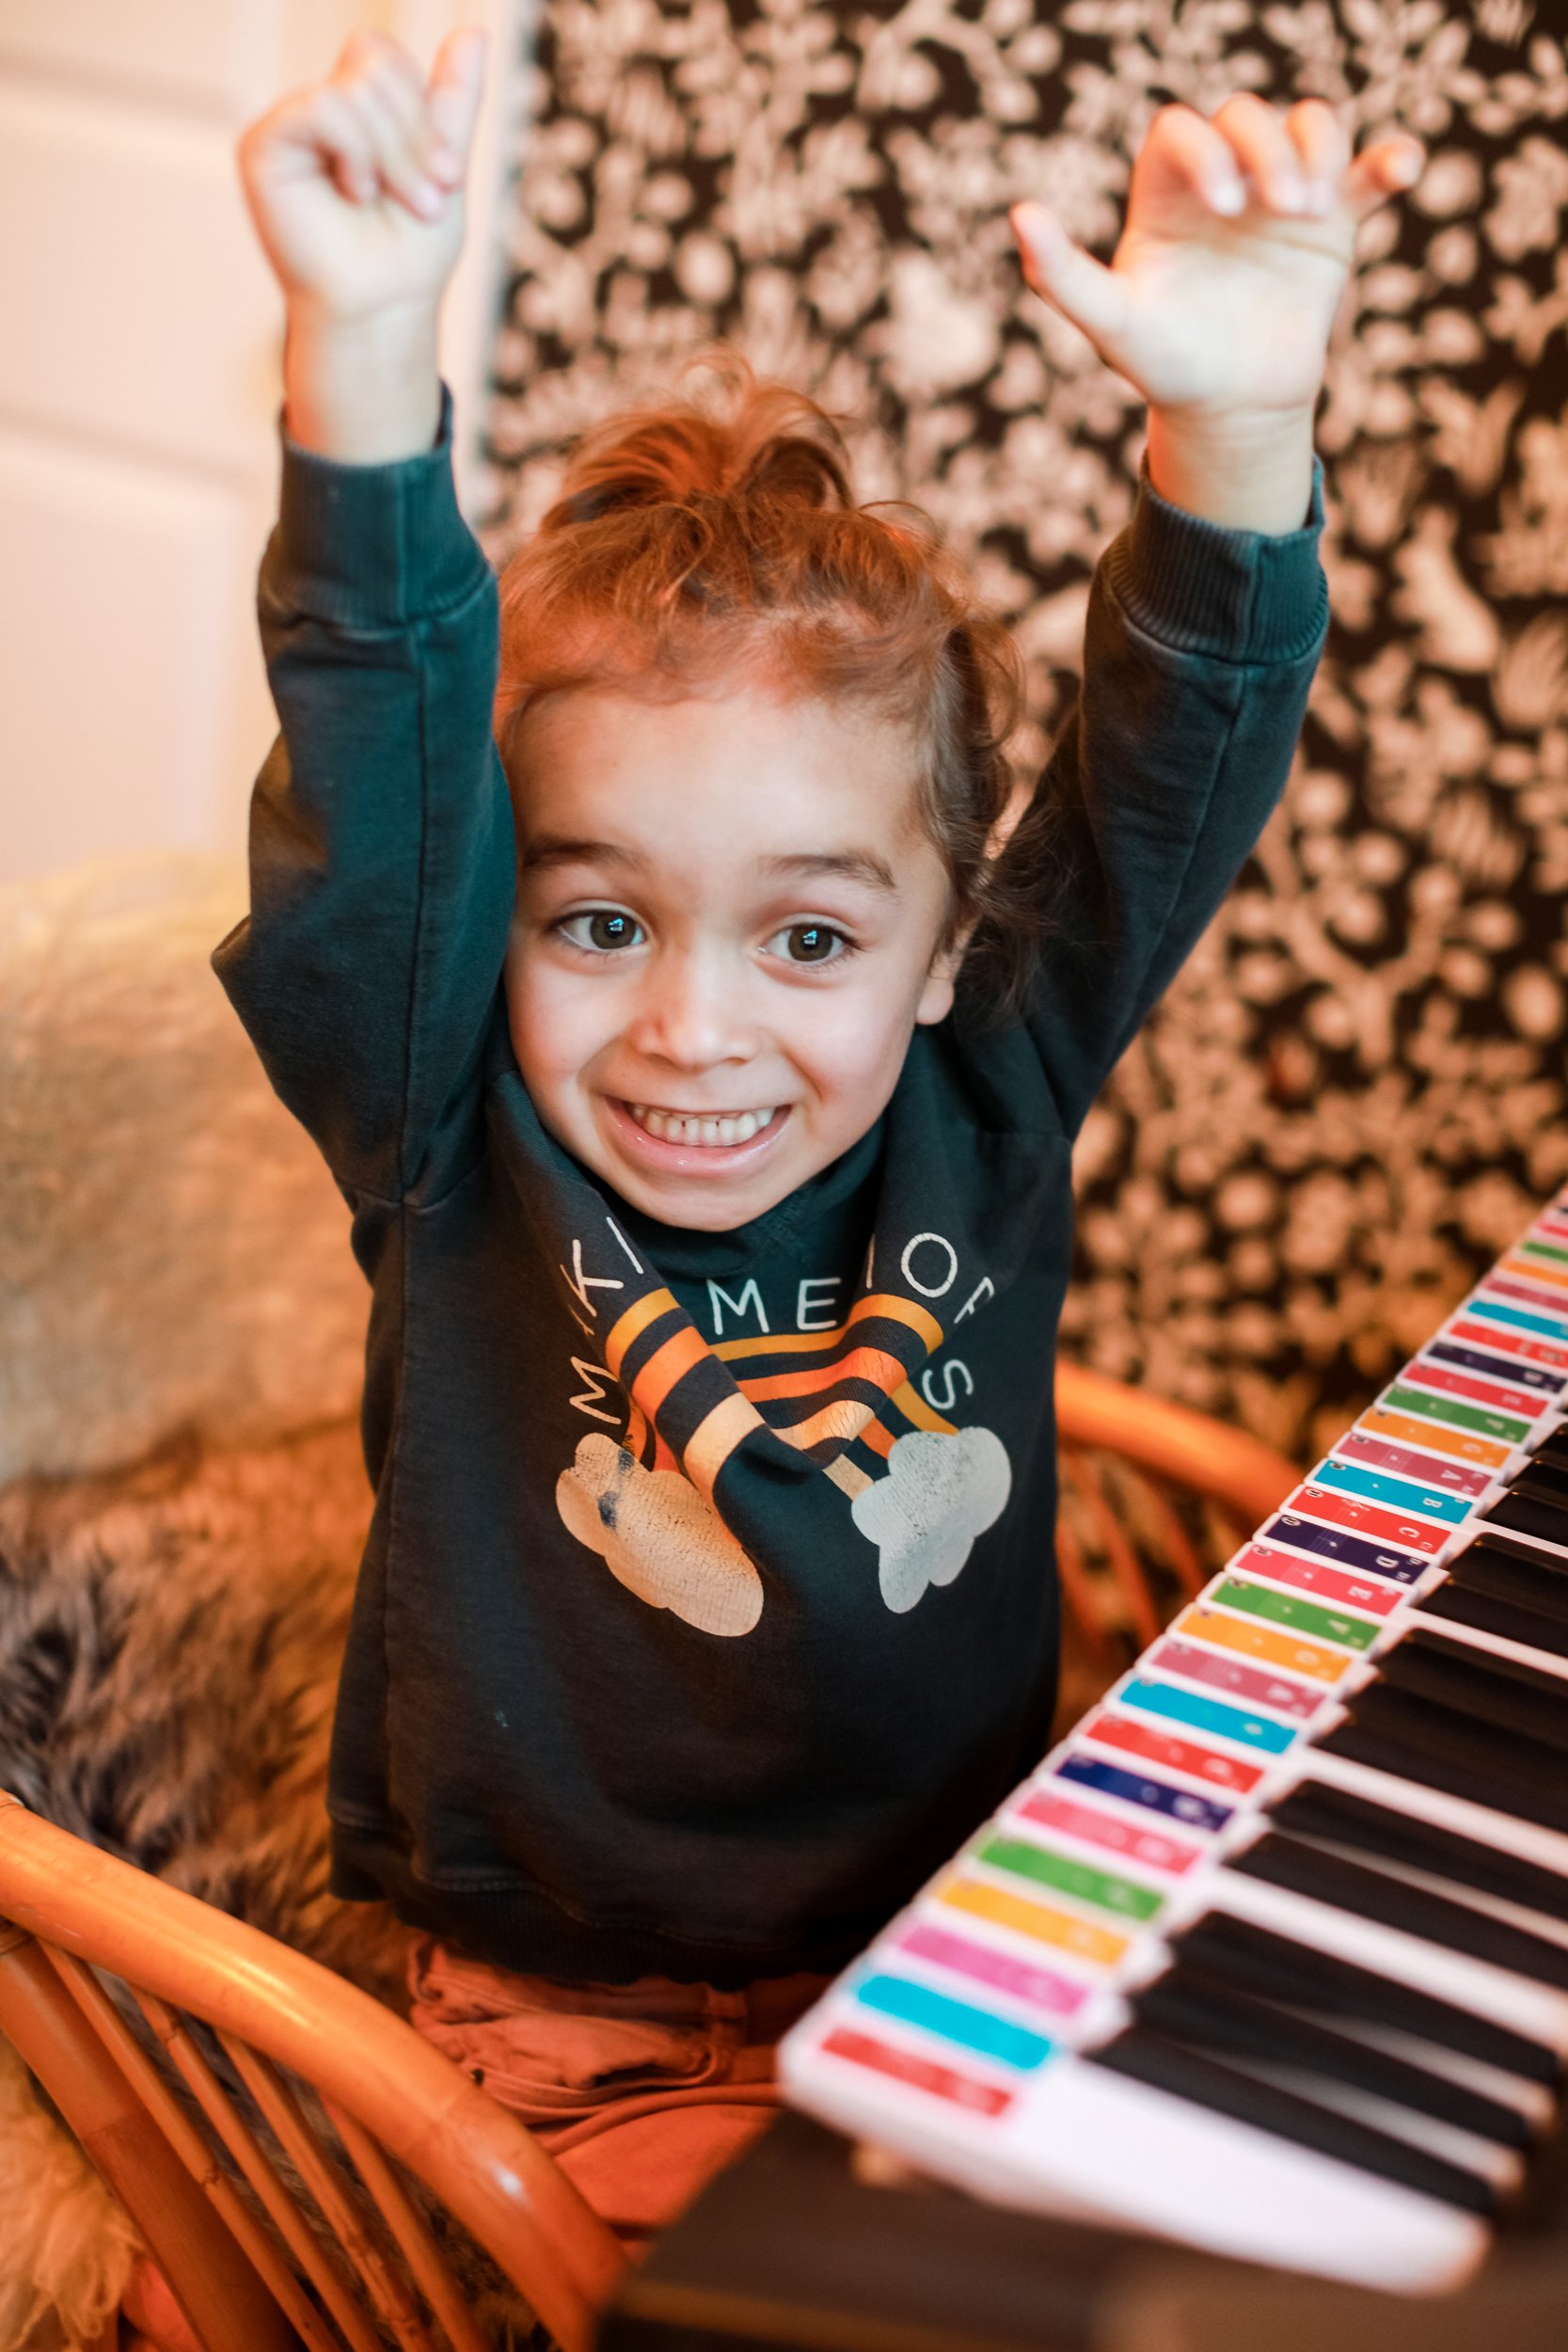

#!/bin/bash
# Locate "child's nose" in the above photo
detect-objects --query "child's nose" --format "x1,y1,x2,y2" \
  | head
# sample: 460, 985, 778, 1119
626, 948, 755, 1071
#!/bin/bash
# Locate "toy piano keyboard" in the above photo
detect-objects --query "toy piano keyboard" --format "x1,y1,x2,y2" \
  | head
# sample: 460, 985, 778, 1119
782, 1193, 1568, 2296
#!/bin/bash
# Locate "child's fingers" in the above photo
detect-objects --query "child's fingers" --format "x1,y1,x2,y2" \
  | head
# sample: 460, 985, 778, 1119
1133, 103, 1247, 216
1284, 98, 1348, 215
1011, 202, 1129, 353
426, 27, 488, 182
1209, 92, 1310, 213
332, 35, 450, 218
289, 84, 384, 206
1343, 134, 1424, 218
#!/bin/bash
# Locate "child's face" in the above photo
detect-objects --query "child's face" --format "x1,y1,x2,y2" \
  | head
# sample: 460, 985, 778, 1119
503, 684, 959, 1231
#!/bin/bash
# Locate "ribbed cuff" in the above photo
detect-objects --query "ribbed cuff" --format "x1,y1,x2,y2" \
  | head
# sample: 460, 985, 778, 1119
1104, 457, 1328, 666
265, 386, 489, 628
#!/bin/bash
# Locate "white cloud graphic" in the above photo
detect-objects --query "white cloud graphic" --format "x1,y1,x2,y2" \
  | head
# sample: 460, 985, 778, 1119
556, 1434, 764, 1638
851, 1427, 1012, 1614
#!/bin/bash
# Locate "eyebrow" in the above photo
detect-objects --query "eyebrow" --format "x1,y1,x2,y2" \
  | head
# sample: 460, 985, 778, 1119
519, 835, 641, 873
520, 838, 900, 895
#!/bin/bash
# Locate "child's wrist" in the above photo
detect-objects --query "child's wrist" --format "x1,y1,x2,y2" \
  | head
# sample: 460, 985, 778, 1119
283, 299, 443, 465
1145, 405, 1317, 536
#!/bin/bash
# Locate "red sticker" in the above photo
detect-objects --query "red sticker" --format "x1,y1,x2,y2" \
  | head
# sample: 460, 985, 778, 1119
1449, 1318, 1568, 1373
1081, 1709, 1263, 1793
820, 2026, 1013, 2115
1404, 1361, 1544, 1419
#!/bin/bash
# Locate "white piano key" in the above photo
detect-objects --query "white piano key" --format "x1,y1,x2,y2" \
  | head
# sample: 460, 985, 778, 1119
782, 2033, 1491, 2293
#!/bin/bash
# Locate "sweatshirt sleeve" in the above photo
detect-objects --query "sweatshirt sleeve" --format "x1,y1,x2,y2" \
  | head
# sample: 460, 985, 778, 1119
1020, 467, 1327, 1136
213, 395, 515, 1205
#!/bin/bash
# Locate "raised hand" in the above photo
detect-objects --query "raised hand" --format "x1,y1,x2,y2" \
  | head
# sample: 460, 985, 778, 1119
237, 28, 487, 461
1011, 99, 1422, 531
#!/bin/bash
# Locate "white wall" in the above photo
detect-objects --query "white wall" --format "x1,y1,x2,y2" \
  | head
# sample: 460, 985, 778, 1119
0, 0, 523, 887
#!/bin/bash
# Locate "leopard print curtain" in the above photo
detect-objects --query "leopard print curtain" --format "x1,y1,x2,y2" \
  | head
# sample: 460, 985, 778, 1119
477, 0, 1568, 1464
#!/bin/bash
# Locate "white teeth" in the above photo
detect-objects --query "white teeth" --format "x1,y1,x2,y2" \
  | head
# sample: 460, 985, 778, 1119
625, 1104, 776, 1149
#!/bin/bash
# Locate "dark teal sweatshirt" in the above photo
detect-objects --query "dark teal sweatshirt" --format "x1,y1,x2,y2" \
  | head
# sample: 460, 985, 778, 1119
215, 419, 1325, 1985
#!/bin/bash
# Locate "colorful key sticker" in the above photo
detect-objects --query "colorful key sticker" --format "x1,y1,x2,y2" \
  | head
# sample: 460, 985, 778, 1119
1148, 1637, 1325, 1722
1016, 1788, 1200, 1875
1172, 1607, 1347, 1685
1474, 1288, 1568, 1339
899, 1922, 1089, 2016
1308, 1459, 1471, 1523
855, 1974, 1054, 2070
976, 1836, 1165, 1923
1262, 1512, 1425, 1581
1055, 1749, 1235, 1829
1357, 1406, 1512, 1469
1230, 1543, 1404, 1619
1382, 1383, 1530, 1445
1118, 1677, 1297, 1753
940, 1875, 1129, 1966
1495, 1261, 1568, 1298
1210, 1578, 1380, 1650
1423, 1340, 1563, 1397
820, 2026, 1015, 2115
1449, 1315, 1568, 1371
1330, 1430, 1493, 1493
1286, 1483, 1448, 1552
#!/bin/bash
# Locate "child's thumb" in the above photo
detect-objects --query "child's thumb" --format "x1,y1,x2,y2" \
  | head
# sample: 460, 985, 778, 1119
426, 25, 487, 174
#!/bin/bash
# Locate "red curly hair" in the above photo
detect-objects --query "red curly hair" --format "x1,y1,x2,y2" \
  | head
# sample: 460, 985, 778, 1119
495, 356, 1052, 1009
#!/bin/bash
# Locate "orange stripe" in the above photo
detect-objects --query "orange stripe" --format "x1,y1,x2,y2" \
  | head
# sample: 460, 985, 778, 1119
625, 1401, 649, 1460
890, 1380, 954, 1436
738, 1344, 909, 1406
777, 1397, 877, 1452
859, 1419, 895, 1460
683, 1392, 766, 1504
629, 1326, 710, 1420
605, 1288, 679, 1378
713, 1292, 943, 1364
1503, 1254, 1568, 1295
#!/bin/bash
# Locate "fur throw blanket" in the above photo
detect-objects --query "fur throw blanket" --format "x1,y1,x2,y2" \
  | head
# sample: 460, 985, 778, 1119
0, 1419, 421, 2352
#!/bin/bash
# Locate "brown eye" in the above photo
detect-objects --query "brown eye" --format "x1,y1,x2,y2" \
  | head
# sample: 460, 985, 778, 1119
561, 909, 643, 953
780, 923, 843, 964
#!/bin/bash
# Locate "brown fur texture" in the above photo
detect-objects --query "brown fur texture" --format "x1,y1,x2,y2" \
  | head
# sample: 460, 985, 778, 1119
0, 1419, 406, 2005
0, 854, 367, 1486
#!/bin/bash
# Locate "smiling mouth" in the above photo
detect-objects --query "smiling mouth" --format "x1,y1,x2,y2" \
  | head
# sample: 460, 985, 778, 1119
622, 1103, 781, 1150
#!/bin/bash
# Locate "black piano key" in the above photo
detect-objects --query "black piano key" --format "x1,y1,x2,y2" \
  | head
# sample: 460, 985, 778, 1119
1530, 1428, 1568, 1475
1321, 1685, 1568, 1836
1485, 1488, 1568, 1553
1427, 1339, 1565, 1396
1269, 1778, 1568, 1926
1439, 1531, 1568, 1619
1088, 2027, 1497, 2216
1136, 1963, 1533, 2152
1373, 1629, 1568, 1753
1509, 1458, 1568, 1504
1173, 1910, 1561, 2085
1230, 1832, 1568, 1991
1417, 1579, 1568, 1660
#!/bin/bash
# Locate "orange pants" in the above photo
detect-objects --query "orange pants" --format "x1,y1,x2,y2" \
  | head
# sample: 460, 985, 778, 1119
407, 1938, 829, 2247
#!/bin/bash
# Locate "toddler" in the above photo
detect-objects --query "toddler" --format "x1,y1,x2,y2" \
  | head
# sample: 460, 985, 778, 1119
226, 28, 1418, 2241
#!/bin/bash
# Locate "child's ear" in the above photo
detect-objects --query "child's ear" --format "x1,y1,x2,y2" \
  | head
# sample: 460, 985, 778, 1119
915, 927, 971, 1027
916, 779, 1030, 1026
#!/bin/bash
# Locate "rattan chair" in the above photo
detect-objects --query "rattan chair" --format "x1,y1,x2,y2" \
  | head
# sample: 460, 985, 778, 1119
1053, 1359, 1300, 1688
0, 1793, 626, 2352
